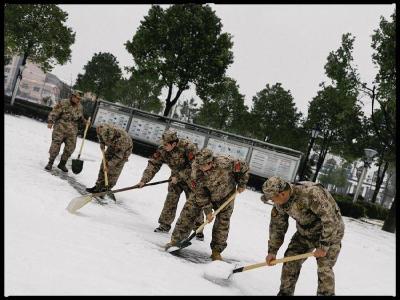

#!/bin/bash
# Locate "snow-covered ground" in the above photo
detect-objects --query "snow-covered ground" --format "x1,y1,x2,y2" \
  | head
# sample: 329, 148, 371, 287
4, 114, 396, 296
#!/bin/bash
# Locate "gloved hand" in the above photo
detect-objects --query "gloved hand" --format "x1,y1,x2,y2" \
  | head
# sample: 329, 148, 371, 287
266, 253, 277, 266
237, 186, 245, 193
206, 213, 214, 223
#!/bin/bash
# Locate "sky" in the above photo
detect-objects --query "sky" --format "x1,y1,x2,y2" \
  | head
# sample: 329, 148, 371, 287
51, 4, 395, 117
4, 113, 396, 295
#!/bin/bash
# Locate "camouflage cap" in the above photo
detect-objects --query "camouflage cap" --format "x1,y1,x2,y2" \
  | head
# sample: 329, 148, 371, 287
161, 129, 178, 144
96, 123, 114, 139
262, 176, 289, 199
195, 148, 214, 165
71, 90, 83, 99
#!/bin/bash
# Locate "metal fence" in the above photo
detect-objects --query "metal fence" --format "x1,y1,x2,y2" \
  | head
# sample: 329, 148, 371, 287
90, 100, 303, 183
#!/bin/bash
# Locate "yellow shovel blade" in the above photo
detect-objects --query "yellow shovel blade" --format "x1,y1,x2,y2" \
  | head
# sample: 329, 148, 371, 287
66, 194, 93, 213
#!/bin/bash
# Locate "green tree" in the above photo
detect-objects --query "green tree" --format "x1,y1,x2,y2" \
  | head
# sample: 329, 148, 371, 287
249, 83, 304, 150
195, 77, 250, 135
306, 33, 364, 181
75, 52, 122, 102
5, 4, 75, 104
114, 69, 163, 113
358, 111, 392, 204
359, 11, 396, 232
125, 4, 234, 116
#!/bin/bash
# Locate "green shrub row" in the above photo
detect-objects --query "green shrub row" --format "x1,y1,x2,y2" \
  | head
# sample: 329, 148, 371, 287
332, 193, 388, 220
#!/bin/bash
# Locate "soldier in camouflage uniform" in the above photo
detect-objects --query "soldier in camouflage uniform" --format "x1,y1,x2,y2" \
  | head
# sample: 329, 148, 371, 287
261, 176, 345, 296
165, 148, 249, 261
137, 129, 205, 237
45, 90, 87, 172
86, 123, 133, 198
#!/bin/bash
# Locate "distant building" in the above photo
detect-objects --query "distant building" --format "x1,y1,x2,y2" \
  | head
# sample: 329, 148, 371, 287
4, 55, 70, 107
311, 151, 394, 207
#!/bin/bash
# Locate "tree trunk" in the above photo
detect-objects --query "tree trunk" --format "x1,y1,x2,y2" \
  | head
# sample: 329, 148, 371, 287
371, 161, 388, 203
312, 134, 332, 182
163, 84, 173, 116
382, 195, 396, 233
163, 85, 184, 117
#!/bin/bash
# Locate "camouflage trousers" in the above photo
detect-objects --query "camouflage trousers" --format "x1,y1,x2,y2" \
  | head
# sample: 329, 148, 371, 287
48, 126, 78, 162
171, 189, 235, 253
278, 231, 343, 296
95, 146, 132, 190
158, 181, 204, 231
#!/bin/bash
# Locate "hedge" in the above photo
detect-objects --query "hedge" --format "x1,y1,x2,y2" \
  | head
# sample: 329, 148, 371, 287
332, 193, 389, 220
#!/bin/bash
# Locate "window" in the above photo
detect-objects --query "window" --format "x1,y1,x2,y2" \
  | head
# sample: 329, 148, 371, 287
21, 83, 29, 89
33, 86, 41, 92
5, 67, 10, 73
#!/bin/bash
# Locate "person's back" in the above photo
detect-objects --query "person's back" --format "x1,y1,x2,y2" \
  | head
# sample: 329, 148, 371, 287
97, 123, 133, 152
193, 155, 244, 202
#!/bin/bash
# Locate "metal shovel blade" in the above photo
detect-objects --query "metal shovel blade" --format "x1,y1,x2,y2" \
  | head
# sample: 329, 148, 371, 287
167, 240, 192, 253
66, 194, 92, 213
71, 159, 83, 174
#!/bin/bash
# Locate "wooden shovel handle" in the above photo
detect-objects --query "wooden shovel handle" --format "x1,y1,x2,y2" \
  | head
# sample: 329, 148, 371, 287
90, 179, 171, 197
101, 147, 108, 187
77, 117, 91, 159
241, 252, 315, 272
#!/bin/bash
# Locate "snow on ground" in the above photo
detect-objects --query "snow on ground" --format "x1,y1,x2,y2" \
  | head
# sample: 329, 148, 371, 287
4, 114, 396, 296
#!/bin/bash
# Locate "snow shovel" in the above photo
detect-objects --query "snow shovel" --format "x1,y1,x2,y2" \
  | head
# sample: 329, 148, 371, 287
203, 252, 315, 283
167, 190, 238, 253
72, 117, 91, 174
66, 179, 171, 213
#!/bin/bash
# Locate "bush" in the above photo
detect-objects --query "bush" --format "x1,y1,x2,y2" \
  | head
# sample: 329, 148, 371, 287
331, 193, 389, 220
332, 193, 366, 219
356, 201, 389, 220
347, 193, 364, 201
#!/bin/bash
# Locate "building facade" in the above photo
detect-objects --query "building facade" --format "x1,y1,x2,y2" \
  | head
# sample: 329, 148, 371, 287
311, 151, 394, 208
4, 55, 70, 107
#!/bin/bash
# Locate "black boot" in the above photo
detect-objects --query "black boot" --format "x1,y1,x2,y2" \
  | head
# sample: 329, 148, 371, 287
86, 186, 100, 193
57, 160, 68, 172
154, 224, 170, 233
44, 159, 55, 171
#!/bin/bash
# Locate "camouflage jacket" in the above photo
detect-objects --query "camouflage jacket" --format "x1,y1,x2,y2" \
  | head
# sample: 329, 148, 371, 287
47, 99, 85, 133
191, 156, 249, 215
265, 181, 345, 254
140, 138, 197, 184
97, 124, 133, 160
